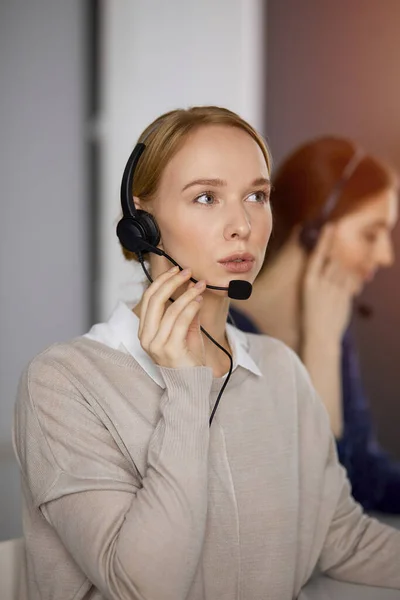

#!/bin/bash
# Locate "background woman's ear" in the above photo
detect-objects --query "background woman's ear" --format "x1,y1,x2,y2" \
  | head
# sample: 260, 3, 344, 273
289, 224, 303, 246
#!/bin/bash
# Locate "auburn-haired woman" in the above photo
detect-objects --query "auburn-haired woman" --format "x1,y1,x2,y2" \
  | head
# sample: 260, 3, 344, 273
231, 135, 400, 514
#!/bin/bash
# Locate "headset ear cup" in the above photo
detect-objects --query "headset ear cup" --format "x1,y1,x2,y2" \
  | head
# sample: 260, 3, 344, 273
116, 217, 144, 254
299, 225, 320, 253
116, 211, 161, 255
136, 210, 161, 248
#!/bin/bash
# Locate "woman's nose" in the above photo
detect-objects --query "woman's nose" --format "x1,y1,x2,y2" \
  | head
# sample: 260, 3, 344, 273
223, 205, 251, 240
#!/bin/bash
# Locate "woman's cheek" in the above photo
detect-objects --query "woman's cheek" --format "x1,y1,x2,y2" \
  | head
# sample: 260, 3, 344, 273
260, 213, 273, 245
331, 238, 357, 271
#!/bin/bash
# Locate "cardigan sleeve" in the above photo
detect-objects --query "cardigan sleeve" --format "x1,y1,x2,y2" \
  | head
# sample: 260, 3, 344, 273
14, 357, 213, 600
289, 346, 400, 590
319, 433, 400, 588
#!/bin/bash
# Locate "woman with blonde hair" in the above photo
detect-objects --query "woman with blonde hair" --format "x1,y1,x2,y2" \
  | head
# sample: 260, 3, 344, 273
14, 109, 400, 599
231, 135, 400, 514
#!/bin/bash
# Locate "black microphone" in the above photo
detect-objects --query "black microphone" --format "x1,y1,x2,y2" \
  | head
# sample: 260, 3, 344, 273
356, 302, 373, 319
226, 280, 252, 300
161, 249, 252, 300
140, 245, 253, 300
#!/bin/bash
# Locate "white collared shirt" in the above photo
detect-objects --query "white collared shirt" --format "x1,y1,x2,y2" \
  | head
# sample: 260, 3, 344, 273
84, 301, 262, 387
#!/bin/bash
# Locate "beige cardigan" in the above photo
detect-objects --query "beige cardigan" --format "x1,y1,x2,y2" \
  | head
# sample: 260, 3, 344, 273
13, 333, 400, 599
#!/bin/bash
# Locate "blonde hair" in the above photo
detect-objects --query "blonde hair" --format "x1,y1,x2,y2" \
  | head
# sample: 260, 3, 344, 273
121, 106, 271, 261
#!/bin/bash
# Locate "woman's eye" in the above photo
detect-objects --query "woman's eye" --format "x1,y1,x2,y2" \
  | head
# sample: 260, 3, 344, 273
247, 190, 269, 203
194, 192, 215, 205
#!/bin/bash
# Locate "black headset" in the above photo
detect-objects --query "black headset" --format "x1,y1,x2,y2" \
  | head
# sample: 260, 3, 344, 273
116, 143, 162, 257
116, 138, 249, 425
298, 148, 372, 318
299, 148, 364, 252
116, 142, 252, 300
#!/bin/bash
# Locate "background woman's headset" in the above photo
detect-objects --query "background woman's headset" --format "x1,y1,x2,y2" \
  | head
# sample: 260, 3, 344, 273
298, 148, 372, 318
299, 148, 364, 251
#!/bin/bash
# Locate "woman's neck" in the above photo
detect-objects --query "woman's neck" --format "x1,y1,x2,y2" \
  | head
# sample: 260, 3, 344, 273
233, 239, 306, 352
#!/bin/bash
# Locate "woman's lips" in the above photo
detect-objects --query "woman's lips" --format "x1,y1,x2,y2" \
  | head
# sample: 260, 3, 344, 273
218, 259, 255, 273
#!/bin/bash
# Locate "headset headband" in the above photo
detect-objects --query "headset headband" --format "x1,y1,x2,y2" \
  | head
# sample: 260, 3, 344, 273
318, 147, 365, 224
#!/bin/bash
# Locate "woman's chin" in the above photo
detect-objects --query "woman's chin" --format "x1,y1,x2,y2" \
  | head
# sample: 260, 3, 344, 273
346, 277, 363, 298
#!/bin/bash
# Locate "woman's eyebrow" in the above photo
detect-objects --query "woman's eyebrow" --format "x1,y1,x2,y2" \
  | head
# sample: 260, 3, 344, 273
182, 178, 226, 191
251, 177, 271, 188
181, 176, 271, 192
364, 219, 388, 229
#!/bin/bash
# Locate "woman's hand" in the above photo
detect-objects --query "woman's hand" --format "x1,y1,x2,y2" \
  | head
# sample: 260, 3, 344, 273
302, 225, 358, 348
138, 266, 207, 369
301, 226, 360, 438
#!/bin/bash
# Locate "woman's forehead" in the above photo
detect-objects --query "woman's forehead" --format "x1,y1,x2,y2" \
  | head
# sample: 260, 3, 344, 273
342, 188, 398, 228
159, 125, 269, 188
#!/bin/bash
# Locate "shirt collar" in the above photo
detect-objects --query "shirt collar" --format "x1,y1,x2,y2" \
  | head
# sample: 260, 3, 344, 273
87, 301, 262, 388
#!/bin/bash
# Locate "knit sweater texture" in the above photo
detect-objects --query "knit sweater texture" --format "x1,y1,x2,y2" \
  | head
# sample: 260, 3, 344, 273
13, 332, 400, 599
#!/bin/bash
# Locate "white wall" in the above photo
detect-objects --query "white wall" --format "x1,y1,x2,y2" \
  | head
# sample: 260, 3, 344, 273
96, 0, 267, 319
0, 0, 267, 541
0, 0, 88, 539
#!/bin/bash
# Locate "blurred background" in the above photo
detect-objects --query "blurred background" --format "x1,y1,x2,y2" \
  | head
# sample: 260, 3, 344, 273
1, 0, 400, 541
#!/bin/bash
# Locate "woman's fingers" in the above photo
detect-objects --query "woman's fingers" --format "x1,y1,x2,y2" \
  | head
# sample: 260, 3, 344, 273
138, 265, 180, 337
141, 269, 193, 340
139, 266, 193, 339
145, 281, 206, 354
137, 261, 208, 368
150, 294, 204, 366
324, 261, 359, 295
324, 260, 347, 287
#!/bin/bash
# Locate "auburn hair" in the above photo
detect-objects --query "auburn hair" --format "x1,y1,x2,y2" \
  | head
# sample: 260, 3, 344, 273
265, 136, 398, 261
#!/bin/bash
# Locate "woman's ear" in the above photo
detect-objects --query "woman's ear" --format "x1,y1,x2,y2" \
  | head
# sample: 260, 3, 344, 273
133, 196, 143, 212
134, 196, 155, 217
289, 224, 303, 247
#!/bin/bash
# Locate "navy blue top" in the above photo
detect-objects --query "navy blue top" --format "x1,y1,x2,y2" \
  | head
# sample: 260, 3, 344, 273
229, 307, 400, 514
